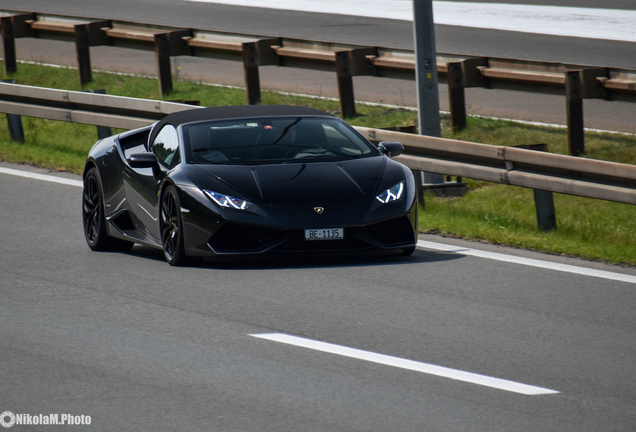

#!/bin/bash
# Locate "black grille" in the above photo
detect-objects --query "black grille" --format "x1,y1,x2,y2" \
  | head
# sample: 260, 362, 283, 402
209, 223, 286, 253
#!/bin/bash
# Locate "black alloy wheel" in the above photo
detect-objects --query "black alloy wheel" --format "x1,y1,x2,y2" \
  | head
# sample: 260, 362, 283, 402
82, 167, 133, 251
160, 185, 188, 266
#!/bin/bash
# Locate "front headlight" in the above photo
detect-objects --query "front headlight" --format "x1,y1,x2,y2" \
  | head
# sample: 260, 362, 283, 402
376, 181, 404, 204
204, 190, 253, 210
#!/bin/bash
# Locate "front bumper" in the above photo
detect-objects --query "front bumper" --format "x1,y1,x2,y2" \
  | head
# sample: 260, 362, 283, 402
206, 213, 416, 255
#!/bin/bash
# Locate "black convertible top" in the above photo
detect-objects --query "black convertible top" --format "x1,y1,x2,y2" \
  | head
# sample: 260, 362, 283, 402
149, 105, 334, 146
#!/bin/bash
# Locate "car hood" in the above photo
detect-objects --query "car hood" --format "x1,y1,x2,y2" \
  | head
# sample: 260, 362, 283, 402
189, 157, 397, 225
195, 157, 386, 202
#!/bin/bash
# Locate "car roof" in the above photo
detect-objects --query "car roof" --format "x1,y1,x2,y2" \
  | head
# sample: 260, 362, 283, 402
149, 104, 335, 146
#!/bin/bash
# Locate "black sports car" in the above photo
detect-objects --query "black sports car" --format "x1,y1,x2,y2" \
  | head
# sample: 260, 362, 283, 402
82, 105, 418, 265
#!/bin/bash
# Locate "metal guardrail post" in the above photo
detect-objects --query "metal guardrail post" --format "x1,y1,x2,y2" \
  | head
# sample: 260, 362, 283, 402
241, 39, 281, 105
521, 143, 557, 232
447, 62, 466, 132
335, 51, 356, 118
74, 21, 111, 86
154, 33, 172, 96
335, 48, 377, 118
6, 111, 25, 142
534, 188, 557, 232
462, 58, 489, 88
1, 14, 36, 75
80, 89, 112, 139
242, 42, 261, 105
566, 70, 584, 156
446, 58, 488, 134
566, 68, 608, 156
153, 30, 192, 97
74, 24, 92, 86
1, 79, 25, 143
0, 16, 17, 75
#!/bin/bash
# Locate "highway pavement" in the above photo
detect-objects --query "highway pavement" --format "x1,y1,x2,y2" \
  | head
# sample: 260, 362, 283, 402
2, 163, 636, 430
1, 3, 636, 426
1, 0, 636, 132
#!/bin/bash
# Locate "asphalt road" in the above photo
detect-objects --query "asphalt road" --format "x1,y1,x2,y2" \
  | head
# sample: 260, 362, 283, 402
1, 3, 636, 426
2, 163, 636, 431
2, 0, 636, 132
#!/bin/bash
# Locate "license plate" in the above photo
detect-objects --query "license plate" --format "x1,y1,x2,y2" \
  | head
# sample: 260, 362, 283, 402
304, 228, 344, 241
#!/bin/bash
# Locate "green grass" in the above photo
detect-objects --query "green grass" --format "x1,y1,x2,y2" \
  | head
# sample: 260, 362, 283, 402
1, 61, 635, 266
0, 117, 102, 173
420, 116, 636, 266
450, 115, 636, 164
420, 186, 636, 266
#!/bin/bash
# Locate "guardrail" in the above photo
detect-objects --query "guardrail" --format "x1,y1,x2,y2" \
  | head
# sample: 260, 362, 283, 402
2, 9, 636, 156
358, 128, 636, 207
1, 82, 635, 213
0, 81, 193, 130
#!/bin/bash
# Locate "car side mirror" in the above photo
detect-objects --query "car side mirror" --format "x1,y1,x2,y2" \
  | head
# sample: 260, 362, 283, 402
127, 153, 158, 169
378, 141, 404, 158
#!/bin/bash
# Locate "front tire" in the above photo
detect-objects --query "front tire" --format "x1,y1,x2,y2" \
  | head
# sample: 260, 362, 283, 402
82, 167, 134, 251
160, 185, 188, 266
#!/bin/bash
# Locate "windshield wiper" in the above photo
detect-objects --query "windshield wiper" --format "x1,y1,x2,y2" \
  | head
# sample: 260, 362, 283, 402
190, 160, 230, 164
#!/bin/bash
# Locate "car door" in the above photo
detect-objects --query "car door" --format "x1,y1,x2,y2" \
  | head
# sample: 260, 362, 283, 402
124, 124, 180, 244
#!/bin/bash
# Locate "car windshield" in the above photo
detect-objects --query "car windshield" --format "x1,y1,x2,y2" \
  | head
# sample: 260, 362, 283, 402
183, 116, 378, 164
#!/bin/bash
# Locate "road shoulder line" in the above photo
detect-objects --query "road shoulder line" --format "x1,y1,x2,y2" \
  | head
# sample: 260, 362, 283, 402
417, 240, 636, 285
0, 166, 83, 187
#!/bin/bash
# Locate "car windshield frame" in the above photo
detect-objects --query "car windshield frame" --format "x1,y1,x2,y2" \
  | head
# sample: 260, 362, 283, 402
182, 115, 380, 165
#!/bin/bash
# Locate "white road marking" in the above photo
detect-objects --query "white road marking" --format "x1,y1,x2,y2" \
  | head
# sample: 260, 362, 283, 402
0, 166, 83, 187
417, 240, 636, 285
184, 0, 636, 42
251, 333, 559, 395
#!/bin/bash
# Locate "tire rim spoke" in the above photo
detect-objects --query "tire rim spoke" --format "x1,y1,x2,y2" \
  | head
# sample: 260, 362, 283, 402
161, 191, 180, 260
83, 176, 101, 243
